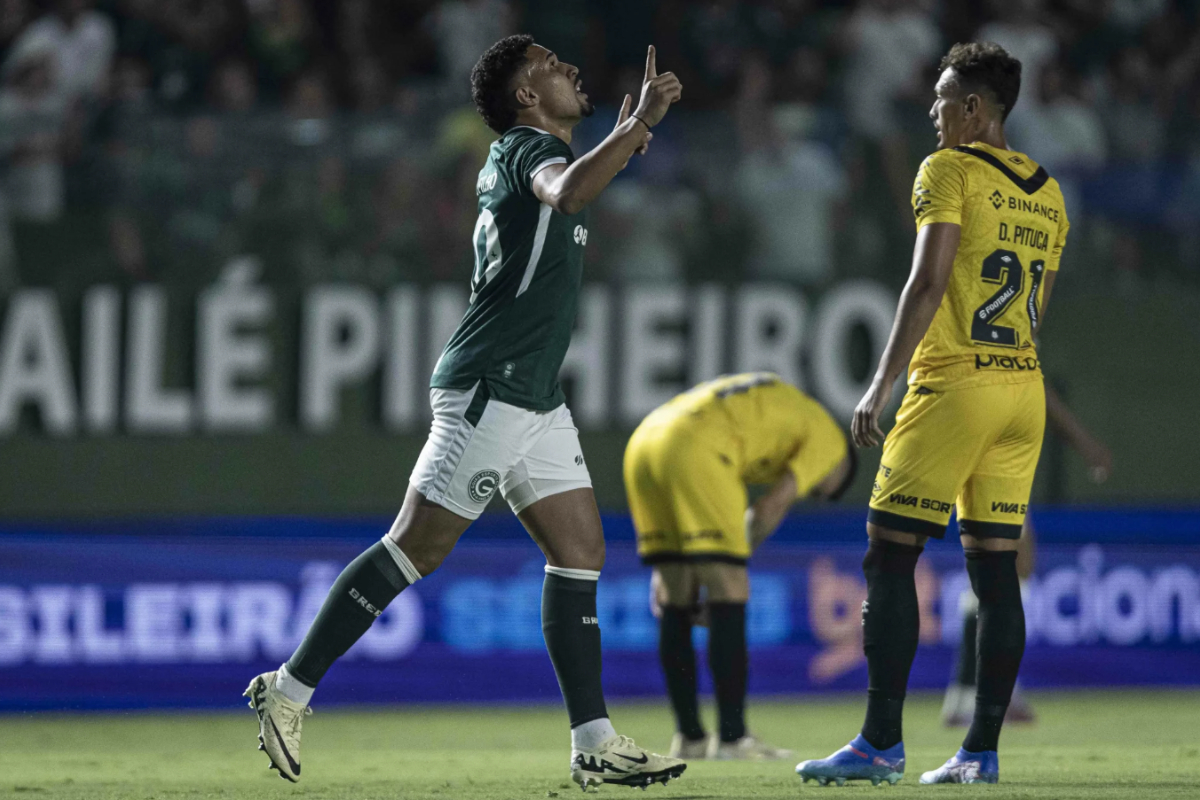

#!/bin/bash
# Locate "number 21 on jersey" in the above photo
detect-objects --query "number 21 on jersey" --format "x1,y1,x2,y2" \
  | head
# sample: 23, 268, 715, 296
971, 248, 1045, 347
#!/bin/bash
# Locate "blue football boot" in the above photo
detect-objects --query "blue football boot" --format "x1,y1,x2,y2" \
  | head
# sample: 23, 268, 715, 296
795, 734, 904, 786
919, 747, 999, 784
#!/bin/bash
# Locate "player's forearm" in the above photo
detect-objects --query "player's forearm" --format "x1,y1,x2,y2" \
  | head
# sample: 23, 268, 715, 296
540, 121, 646, 214
746, 472, 797, 552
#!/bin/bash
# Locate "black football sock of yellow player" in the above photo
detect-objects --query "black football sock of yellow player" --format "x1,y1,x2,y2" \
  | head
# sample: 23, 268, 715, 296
956, 612, 979, 686
286, 541, 411, 687
659, 605, 705, 740
708, 602, 748, 743
963, 550, 1025, 753
859, 539, 924, 750
542, 570, 609, 729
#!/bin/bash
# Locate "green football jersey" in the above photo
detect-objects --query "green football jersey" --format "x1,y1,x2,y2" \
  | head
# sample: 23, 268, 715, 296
430, 126, 588, 410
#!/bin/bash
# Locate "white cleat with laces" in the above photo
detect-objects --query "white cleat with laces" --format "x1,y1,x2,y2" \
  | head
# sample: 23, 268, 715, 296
570, 734, 687, 790
244, 671, 311, 782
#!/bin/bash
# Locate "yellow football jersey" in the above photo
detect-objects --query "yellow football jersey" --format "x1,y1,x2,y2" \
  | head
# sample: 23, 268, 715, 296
910, 142, 1069, 390
641, 372, 847, 497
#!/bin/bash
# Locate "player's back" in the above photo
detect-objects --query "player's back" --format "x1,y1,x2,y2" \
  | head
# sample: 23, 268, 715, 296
910, 143, 1069, 390
641, 372, 843, 485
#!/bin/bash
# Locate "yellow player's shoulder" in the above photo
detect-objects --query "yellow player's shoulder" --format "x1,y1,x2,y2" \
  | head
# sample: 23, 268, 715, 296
916, 147, 972, 183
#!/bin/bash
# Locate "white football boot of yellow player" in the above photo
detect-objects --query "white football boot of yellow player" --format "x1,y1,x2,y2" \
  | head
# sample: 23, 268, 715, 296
707, 733, 794, 761
669, 732, 711, 759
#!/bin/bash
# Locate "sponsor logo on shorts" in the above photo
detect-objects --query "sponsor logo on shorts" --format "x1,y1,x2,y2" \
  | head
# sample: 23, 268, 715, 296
468, 469, 501, 503
975, 354, 1039, 371
575, 454, 584, 466
991, 501, 1028, 515
887, 493, 953, 514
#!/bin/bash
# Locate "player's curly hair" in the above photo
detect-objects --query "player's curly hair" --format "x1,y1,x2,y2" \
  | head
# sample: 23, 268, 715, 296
471, 34, 536, 133
940, 41, 1022, 121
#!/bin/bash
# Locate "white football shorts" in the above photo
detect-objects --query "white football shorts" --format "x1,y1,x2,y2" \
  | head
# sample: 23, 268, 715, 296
409, 382, 593, 519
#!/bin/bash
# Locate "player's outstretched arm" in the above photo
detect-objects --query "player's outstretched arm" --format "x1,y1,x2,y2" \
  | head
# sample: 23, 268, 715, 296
852, 221, 960, 447
532, 45, 681, 215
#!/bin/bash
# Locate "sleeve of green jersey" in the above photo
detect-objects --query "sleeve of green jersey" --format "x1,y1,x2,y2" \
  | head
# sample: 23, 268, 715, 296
512, 134, 574, 197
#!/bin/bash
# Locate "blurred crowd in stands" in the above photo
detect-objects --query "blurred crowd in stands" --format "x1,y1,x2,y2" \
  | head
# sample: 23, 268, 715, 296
0, 0, 1198, 295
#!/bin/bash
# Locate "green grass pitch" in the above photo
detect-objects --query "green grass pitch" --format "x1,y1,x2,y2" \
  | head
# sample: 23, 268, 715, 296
2, 690, 1197, 799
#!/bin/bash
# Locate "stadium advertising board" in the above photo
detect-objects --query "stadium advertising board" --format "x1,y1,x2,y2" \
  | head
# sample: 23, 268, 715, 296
1, 512, 1197, 710
0, 278, 893, 436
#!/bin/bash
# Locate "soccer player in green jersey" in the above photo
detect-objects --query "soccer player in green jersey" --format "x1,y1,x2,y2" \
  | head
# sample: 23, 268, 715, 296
245, 37, 686, 791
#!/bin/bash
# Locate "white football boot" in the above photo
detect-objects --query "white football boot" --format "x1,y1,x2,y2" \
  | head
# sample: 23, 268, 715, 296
571, 734, 687, 790
244, 671, 312, 782
668, 732, 711, 759
707, 733, 794, 761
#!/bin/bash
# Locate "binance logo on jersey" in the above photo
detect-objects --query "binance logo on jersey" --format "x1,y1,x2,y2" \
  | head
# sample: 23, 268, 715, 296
989, 190, 1004, 209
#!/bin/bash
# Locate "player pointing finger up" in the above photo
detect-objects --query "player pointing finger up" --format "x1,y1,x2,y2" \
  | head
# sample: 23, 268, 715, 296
632, 45, 683, 129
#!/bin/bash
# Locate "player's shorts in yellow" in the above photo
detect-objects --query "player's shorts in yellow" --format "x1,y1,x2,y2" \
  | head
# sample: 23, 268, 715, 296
868, 378, 1045, 540
624, 416, 750, 565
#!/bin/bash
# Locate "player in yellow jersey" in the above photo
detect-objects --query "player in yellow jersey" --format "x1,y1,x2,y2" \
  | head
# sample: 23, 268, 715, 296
625, 373, 856, 761
796, 42, 1068, 787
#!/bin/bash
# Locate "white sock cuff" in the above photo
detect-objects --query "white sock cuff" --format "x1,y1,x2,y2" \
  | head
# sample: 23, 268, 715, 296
275, 663, 315, 706
381, 535, 422, 584
544, 565, 600, 581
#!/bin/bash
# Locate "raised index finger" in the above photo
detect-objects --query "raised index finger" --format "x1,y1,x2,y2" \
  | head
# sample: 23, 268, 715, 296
644, 44, 657, 81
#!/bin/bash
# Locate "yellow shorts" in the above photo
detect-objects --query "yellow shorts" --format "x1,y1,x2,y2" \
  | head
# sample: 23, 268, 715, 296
868, 379, 1045, 540
624, 418, 750, 564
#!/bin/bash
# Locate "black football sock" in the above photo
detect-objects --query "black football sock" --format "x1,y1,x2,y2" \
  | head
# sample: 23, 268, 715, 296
708, 602, 748, 743
859, 539, 924, 751
956, 611, 978, 687
286, 541, 410, 687
542, 569, 609, 728
963, 549, 1025, 753
659, 605, 705, 740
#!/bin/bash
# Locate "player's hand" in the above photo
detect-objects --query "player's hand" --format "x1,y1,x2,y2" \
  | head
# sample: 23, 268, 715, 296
852, 379, 890, 448
649, 569, 665, 619
1079, 437, 1113, 483
632, 45, 682, 128
616, 93, 652, 157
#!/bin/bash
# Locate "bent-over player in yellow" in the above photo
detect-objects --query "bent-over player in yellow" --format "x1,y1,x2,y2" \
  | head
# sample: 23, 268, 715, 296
625, 372, 855, 761
796, 42, 1068, 787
